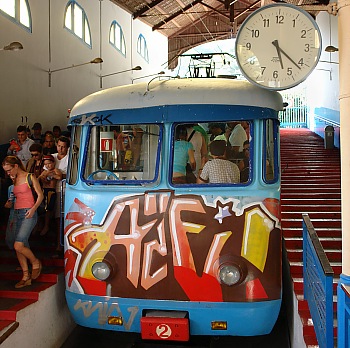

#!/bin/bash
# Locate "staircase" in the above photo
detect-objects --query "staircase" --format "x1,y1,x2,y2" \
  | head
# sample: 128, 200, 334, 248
280, 128, 341, 347
0, 207, 66, 345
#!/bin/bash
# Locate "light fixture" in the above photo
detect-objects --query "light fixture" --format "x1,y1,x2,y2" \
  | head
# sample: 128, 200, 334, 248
0, 41, 23, 51
132, 71, 165, 84
48, 57, 103, 87
100, 66, 142, 88
325, 45, 339, 53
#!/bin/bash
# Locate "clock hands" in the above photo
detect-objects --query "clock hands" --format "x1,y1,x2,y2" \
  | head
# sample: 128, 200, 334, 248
272, 40, 301, 70
272, 40, 284, 69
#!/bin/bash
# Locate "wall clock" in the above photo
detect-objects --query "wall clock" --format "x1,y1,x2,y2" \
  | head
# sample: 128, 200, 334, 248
235, 3, 322, 90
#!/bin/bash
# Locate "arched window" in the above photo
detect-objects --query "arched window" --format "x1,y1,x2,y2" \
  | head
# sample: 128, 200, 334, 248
109, 20, 126, 57
64, 0, 92, 48
137, 34, 149, 63
0, 0, 32, 32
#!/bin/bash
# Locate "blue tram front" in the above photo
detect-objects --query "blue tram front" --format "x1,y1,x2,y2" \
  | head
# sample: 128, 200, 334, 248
64, 78, 283, 341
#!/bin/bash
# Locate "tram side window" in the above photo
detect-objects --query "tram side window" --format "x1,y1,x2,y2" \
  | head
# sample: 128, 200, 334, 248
171, 122, 251, 185
264, 119, 277, 182
83, 124, 160, 183
67, 126, 81, 185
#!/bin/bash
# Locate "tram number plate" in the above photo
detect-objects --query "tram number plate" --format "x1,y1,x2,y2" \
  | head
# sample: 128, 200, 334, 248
140, 317, 189, 341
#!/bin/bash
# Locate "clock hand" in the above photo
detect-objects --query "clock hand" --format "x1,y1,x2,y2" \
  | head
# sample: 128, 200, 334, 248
278, 46, 302, 70
272, 40, 284, 69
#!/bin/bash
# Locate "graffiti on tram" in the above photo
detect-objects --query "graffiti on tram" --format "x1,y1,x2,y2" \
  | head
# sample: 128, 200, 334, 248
64, 191, 281, 302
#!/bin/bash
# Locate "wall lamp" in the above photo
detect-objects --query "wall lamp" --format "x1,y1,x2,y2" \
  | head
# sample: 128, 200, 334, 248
100, 66, 142, 88
0, 41, 23, 51
325, 45, 339, 52
132, 71, 165, 84
48, 57, 103, 87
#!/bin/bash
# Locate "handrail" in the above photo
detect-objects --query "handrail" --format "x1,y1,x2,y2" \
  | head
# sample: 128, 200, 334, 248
314, 114, 340, 128
302, 213, 334, 348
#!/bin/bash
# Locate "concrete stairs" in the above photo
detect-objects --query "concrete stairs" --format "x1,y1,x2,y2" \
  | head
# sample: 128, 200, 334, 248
0, 207, 71, 346
280, 128, 341, 347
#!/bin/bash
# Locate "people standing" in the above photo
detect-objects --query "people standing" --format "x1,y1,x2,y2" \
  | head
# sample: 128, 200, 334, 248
26, 143, 44, 178
52, 125, 62, 143
52, 136, 70, 256
172, 125, 196, 184
30, 123, 44, 144
42, 133, 57, 155
7, 125, 34, 167
2, 156, 44, 288
38, 155, 62, 236
186, 124, 208, 177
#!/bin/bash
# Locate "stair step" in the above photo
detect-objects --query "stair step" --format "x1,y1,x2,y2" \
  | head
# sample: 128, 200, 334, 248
282, 219, 341, 228
287, 249, 342, 262
282, 212, 341, 219
0, 298, 37, 320
280, 128, 341, 348
290, 262, 342, 276
283, 227, 341, 238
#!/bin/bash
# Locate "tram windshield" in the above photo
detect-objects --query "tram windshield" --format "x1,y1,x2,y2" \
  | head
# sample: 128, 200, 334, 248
68, 119, 277, 186
81, 124, 161, 184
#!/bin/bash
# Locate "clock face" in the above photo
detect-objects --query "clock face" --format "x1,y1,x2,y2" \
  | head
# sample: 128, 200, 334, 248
235, 4, 322, 90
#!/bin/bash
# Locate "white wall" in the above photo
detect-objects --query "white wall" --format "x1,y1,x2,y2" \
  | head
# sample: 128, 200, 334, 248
307, 11, 339, 126
0, 0, 168, 140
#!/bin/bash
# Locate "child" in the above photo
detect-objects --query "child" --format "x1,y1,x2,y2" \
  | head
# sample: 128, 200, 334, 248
197, 140, 240, 184
38, 155, 62, 236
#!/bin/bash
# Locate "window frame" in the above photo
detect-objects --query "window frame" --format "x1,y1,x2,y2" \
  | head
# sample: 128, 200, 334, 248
0, 0, 32, 33
170, 122, 251, 187
263, 119, 279, 183
109, 20, 126, 57
64, 0, 92, 48
81, 125, 163, 186
137, 34, 149, 63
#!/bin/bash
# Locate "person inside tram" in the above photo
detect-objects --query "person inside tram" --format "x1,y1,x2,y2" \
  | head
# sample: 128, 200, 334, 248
226, 121, 248, 159
238, 140, 250, 182
172, 125, 196, 184
197, 140, 240, 184
131, 126, 144, 168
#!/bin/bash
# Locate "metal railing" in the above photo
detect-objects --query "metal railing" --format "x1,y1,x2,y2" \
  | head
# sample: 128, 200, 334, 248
302, 214, 334, 348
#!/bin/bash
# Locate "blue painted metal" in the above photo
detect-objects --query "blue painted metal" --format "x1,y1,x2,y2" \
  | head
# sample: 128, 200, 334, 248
302, 214, 334, 348
337, 274, 350, 348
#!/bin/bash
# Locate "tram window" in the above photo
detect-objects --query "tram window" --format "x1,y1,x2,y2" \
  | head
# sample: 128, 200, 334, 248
83, 124, 160, 183
67, 126, 81, 185
264, 119, 277, 182
171, 122, 250, 185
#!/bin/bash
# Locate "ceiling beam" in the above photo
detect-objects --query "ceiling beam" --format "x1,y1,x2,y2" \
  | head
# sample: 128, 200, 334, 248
153, 0, 204, 30
133, 0, 164, 19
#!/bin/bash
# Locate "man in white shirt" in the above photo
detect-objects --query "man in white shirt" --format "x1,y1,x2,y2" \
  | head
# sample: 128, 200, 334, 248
228, 122, 248, 156
52, 136, 70, 257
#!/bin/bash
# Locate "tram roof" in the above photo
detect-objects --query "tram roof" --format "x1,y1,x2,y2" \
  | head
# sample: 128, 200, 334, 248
70, 78, 283, 118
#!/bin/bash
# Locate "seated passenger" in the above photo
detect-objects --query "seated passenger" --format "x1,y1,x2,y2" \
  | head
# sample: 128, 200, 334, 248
172, 125, 196, 184
197, 140, 240, 184
131, 126, 144, 168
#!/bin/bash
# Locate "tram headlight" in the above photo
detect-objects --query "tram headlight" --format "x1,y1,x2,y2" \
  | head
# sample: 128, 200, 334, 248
218, 264, 241, 286
92, 261, 111, 281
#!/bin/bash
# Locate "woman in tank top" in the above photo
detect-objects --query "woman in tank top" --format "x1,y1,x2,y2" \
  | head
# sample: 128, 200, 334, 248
2, 156, 44, 288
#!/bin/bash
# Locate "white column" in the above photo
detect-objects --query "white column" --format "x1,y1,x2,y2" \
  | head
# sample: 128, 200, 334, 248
338, 0, 350, 276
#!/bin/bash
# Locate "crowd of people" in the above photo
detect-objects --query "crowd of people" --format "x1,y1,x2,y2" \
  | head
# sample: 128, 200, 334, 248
172, 122, 249, 185
2, 122, 70, 289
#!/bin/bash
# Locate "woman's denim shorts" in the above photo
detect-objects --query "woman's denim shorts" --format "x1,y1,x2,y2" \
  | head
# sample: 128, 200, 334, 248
13, 208, 37, 247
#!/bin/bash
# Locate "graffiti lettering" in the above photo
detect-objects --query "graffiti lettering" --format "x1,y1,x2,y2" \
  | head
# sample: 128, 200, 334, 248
65, 192, 280, 300
74, 299, 138, 330
70, 113, 112, 126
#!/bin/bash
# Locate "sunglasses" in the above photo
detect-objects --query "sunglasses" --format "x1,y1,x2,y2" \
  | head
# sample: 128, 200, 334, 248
31, 153, 40, 157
